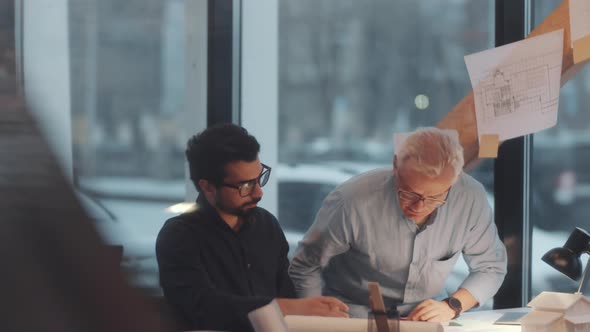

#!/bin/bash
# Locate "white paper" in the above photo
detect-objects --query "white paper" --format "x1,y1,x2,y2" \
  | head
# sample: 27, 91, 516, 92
285, 316, 443, 332
464, 29, 563, 141
450, 309, 527, 332
449, 319, 520, 332
570, 0, 590, 47
247, 300, 289, 332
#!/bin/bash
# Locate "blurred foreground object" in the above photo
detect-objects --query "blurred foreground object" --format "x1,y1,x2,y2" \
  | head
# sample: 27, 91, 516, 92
0, 2, 171, 326
0, 92, 172, 332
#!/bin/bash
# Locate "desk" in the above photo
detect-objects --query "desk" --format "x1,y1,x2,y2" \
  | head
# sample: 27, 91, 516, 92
284, 308, 529, 332
189, 308, 529, 332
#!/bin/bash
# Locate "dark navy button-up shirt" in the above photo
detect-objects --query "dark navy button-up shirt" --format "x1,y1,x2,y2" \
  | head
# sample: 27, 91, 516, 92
156, 198, 295, 331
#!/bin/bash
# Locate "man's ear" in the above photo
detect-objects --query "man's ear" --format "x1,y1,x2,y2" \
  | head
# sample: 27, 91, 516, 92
393, 155, 398, 172
198, 179, 216, 199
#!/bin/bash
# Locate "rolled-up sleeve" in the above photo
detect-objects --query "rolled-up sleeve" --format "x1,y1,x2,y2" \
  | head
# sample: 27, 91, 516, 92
459, 189, 508, 305
289, 190, 353, 298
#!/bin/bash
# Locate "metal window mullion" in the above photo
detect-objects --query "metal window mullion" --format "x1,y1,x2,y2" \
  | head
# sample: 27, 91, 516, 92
493, 0, 529, 309
207, 0, 234, 126
520, 0, 533, 307
232, 0, 241, 124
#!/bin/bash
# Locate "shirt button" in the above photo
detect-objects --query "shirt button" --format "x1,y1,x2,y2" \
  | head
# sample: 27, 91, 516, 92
247, 263, 251, 269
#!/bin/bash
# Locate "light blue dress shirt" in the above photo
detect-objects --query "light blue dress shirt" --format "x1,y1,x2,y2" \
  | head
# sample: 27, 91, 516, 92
289, 168, 507, 317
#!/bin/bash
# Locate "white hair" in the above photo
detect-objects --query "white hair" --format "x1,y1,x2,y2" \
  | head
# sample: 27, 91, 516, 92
397, 127, 464, 178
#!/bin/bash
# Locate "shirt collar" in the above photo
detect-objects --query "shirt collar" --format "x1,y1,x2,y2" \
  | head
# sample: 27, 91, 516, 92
417, 209, 438, 232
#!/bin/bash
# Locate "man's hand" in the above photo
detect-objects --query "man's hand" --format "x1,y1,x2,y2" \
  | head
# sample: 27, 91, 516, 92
407, 299, 455, 322
276, 296, 349, 318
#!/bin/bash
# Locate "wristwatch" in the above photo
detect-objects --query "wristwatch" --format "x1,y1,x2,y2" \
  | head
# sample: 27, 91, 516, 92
443, 297, 462, 319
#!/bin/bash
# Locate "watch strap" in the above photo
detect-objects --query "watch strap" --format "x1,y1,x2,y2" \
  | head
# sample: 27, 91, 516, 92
443, 297, 462, 319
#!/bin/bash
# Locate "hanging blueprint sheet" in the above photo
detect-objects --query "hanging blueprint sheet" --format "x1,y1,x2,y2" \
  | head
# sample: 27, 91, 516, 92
464, 29, 563, 141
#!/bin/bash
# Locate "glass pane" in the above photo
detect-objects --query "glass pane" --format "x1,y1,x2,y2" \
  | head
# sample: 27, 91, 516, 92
70, 0, 190, 295
531, 0, 590, 296
276, 0, 495, 306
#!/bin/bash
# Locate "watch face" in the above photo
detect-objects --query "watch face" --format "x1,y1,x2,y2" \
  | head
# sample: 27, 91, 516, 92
448, 297, 462, 310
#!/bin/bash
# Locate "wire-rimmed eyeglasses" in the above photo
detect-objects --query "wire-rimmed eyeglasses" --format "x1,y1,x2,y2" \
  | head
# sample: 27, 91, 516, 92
397, 188, 450, 208
221, 163, 271, 197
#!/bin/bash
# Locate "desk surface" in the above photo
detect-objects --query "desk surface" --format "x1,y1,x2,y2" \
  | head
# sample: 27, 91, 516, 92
188, 308, 529, 332
283, 308, 529, 332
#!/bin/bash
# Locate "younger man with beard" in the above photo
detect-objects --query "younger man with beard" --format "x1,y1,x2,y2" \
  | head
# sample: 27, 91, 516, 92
156, 124, 348, 332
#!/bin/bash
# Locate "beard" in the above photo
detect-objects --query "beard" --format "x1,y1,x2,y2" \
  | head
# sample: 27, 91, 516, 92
216, 196, 262, 217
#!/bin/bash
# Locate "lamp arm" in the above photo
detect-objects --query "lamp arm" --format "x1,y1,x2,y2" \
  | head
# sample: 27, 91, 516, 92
576, 255, 590, 295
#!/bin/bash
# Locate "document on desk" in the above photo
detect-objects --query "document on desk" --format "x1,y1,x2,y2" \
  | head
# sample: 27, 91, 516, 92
464, 29, 563, 141
247, 300, 288, 332
445, 310, 525, 332
284, 316, 443, 332
446, 319, 521, 332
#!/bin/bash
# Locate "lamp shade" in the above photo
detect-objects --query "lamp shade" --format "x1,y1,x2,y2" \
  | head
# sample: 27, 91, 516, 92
542, 227, 590, 281
542, 247, 582, 281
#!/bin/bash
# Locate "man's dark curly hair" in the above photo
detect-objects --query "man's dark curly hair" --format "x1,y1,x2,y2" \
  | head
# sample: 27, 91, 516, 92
186, 123, 260, 192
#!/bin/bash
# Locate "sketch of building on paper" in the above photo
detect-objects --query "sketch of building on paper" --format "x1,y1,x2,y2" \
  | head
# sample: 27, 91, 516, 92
464, 29, 563, 141
480, 61, 554, 119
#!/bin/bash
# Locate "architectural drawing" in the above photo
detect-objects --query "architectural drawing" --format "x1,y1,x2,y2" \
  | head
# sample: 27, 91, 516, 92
464, 29, 563, 141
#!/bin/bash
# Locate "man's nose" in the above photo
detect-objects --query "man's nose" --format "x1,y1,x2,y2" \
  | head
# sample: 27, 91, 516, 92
251, 181, 263, 198
411, 198, 426, 209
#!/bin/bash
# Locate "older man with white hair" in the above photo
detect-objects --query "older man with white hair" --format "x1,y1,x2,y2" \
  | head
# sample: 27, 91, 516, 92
289, 127, 507, 322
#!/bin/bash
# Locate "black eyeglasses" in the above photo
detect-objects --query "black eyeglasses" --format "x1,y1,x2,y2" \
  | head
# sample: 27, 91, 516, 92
221, 163, 271, 197
397, 188, 450, 208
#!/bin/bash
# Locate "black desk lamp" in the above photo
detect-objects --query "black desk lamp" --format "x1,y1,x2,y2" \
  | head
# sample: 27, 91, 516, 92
542, 227, 590, 294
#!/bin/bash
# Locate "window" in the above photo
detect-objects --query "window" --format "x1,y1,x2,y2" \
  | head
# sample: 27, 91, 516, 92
242, 0, 496, 305
67, 0, 206, 295
531, 0, 590, 296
